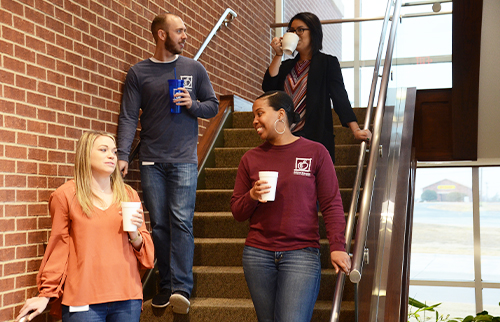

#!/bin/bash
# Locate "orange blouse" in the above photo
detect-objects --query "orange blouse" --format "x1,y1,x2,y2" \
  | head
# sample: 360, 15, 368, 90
36, 180, 154, 314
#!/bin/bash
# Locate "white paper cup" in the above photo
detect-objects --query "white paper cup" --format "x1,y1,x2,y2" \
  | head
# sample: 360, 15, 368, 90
282, 32, 300, 55
121, 202, 141, 232
259, 171, 279, 201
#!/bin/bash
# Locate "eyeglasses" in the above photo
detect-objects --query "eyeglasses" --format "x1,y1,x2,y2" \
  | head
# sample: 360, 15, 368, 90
287, 27, 309, 35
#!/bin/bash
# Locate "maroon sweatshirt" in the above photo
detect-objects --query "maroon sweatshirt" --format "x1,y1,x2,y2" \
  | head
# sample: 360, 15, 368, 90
231, 137, 346, 253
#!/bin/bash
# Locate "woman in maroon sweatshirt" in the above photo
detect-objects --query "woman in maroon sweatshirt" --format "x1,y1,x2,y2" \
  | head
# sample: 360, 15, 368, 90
231, 90, 351, 322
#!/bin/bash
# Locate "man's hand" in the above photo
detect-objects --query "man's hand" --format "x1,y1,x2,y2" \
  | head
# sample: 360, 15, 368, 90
173, 88, 193, 109
119, 160, 129, 177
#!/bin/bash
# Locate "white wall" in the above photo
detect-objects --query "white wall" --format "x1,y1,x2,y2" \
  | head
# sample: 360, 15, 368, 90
477, 0, 500, 161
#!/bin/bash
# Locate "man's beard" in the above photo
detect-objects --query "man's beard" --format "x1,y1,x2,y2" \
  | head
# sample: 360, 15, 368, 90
165, 32, 183, 55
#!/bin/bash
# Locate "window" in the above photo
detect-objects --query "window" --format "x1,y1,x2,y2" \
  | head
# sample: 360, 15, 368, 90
410, 166, 500, 315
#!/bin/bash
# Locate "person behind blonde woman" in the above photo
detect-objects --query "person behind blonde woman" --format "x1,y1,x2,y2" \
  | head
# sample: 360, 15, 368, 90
231, 91, 351, 322
16, 131, 154, 322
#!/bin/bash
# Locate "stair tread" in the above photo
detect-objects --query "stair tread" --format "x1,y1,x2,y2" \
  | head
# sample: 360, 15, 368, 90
144, 297, 354, 310
144, 297, 354, 309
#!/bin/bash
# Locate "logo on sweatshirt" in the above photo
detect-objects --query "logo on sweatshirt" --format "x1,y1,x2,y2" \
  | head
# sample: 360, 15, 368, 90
294, 158, 312, 177
181, 76, 192, 89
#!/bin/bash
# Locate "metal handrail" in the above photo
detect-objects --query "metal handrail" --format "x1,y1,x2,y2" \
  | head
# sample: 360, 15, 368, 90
349, 0, 404, 284
329, 0, 394, 321
193, 8, 237, 61
269, 10, 450, 28
403, 0, 451, 7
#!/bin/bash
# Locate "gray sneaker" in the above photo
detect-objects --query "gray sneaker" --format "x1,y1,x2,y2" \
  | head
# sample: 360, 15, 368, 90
170, 293, 190, 314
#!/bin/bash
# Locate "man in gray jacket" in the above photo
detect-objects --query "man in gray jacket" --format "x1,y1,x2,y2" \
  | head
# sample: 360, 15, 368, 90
117, 12, 219, 314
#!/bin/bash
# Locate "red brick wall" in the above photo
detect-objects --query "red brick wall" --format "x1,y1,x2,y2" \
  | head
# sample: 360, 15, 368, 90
0, 0, 274, 320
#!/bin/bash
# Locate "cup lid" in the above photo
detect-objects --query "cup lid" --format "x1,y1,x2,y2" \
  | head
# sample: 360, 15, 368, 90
259, 171, 278, 177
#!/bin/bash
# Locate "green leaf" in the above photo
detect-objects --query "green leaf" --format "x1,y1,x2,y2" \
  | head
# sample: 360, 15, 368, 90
463, 316, 475, 322
409, 297, 430, 309
426, 303, 441, 310
475, 315, 493, 321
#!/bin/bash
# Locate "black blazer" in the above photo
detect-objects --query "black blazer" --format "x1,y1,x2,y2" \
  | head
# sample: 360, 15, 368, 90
262, 52, 357, 163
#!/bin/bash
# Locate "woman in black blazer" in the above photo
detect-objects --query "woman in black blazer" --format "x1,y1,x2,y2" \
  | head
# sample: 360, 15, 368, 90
262, 12, 371, 163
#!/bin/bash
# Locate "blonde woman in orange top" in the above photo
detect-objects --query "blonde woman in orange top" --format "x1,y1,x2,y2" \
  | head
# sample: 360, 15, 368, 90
16, 131, 154, 322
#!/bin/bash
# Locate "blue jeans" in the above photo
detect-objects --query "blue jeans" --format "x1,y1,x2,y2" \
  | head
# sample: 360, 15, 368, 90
242, 246, 322, 322
61, 300, 142, 322
140, 163, 197, 296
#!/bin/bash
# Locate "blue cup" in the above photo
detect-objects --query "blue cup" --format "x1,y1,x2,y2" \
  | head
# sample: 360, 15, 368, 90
168, 79, 184, 114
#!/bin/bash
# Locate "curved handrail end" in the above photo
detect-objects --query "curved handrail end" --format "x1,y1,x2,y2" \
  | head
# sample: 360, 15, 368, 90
350, 269, 361, 284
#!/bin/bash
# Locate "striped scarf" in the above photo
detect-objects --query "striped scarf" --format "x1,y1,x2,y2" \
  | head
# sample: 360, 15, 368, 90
284, 60, 311, 132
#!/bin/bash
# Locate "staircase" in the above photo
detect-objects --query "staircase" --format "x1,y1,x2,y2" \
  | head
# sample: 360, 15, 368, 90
140, 108, 367, 322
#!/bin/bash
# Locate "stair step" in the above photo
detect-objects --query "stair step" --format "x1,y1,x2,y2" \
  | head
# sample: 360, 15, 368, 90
232, 111, 254, 129
193, 238, 339, 269
192, 266, 355, 301
195, 189, 356, 213
214, 145, 363, 168
193, 212, 249, 238
224, 128, 262, 147
223, 126, 365, 147
204, 168, 238, 190
204, 165, 364, 190
141, 297, 355, 322
192, 266, 250, 299
193, 211, 354, 240
232, 108, 367, 128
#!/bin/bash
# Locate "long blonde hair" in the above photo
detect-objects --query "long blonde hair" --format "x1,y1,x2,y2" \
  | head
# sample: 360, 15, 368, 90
74, 131, 131, 217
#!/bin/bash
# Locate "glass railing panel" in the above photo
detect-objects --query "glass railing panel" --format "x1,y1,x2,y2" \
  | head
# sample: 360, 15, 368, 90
360, 20, 386, 61
390, 62, 452, 89
394, 14, 452, 58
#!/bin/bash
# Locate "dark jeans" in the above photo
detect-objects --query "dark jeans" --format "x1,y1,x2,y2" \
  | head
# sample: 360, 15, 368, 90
140, 162, 197, 296
242, 246, 322, 322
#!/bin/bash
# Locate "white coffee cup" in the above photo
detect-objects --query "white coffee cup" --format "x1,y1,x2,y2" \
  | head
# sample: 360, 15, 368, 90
259, 171, 279, 201
121, 202, 141, 232
281, 32, 300, 55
